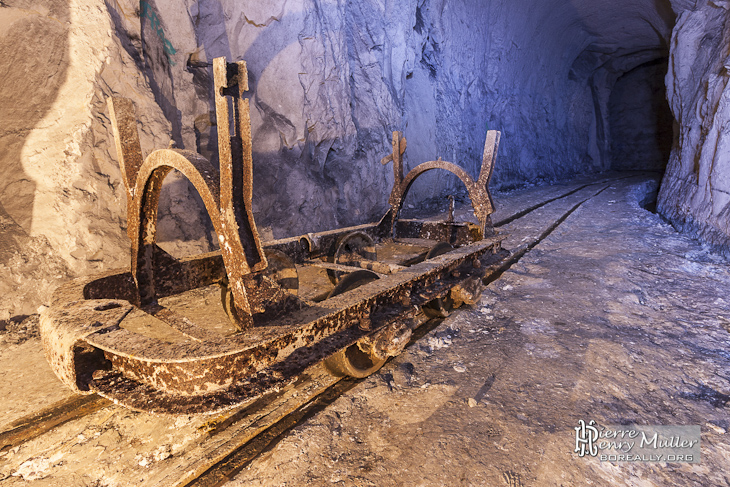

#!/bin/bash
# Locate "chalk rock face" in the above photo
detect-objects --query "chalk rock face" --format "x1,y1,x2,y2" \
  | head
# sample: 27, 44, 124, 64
658, 0, 730, 250
0, 0, 678, 317
0, 0, 213, 316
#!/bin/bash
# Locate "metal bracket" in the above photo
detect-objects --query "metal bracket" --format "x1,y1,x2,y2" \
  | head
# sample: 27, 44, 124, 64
379, 129, 501, 238
108, 58, 266, 330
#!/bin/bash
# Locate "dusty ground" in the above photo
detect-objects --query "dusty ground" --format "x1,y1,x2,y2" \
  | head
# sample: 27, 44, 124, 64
228, 175, 730, 487
0, 174, 728, 486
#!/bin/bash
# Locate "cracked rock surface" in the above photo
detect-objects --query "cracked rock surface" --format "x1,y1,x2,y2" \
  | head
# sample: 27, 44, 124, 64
658, 0, 730, 253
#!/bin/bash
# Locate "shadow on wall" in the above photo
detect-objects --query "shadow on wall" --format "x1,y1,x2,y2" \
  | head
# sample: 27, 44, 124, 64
185, 1, 397, 239
609, 58, 673, 173
0, 1, 70, 243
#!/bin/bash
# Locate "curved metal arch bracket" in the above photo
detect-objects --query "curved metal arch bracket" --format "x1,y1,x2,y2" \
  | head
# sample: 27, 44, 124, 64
130, 149, 262, 327
380, 129, 501, 238
107, 58, 266, 330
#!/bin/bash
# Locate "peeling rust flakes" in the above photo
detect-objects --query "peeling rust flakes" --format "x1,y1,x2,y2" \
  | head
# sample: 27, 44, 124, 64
40, 56, 505, 414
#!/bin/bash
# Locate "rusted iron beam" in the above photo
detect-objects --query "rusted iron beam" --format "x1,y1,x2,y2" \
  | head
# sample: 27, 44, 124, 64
41, 236, 504, 413
107, 59, 266, 331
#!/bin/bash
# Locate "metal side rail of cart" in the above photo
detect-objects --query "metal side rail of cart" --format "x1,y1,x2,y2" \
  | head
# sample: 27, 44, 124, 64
39, 57, 507, 414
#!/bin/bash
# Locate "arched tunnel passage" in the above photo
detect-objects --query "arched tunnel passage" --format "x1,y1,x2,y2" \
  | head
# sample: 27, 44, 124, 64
609, 57, 674, 174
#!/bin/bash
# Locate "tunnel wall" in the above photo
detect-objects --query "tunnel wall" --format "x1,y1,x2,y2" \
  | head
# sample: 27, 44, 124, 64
657, 0, 730, 252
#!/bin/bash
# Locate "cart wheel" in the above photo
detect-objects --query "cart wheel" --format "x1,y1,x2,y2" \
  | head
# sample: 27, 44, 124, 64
326, 269, 379, 300
323, 269, 387, 377
327, 231, 377, 285
221, 249, 299, 323
422, 241, 455, 318
324, 319, 413, 379
323, 339, 388, 378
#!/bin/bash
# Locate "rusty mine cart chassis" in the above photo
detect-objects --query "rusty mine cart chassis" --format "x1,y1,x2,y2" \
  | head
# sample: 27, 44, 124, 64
40, 57, 506, 414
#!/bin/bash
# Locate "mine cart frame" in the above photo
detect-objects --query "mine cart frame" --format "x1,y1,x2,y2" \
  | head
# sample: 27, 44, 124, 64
40, 57, 505, 414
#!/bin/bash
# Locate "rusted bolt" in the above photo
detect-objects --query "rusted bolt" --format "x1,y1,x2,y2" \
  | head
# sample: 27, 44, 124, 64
450, 277, 484, 307
372, 321, 413, 361
358, 315, 371, 331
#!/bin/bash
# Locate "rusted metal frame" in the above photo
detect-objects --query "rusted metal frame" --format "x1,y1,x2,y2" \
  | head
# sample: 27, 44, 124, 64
143, 304, 222, 342
378, 129, 501, 239
393, 219, 483, 245
258, 223, 379, 264
88, 238, 502, 413
131, 149, 259, 329
212, 58, 268, 275
96, 237, 501, 361
303, 258, 404, 276
57, 238, 499, 402
303, 260, 390, 277
39, 298, 135, 393
107, 97, 145, 237
65, 220, 418, 304
76, 251, 224, 304
73, 215, 472, 306
47, 56, 505, 415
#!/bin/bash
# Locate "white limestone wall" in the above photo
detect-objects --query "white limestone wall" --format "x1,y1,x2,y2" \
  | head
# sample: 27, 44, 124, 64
658, 0, 730, 251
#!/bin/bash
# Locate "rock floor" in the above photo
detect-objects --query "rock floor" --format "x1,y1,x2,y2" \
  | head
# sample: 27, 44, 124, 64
0, 174, 728, 486
228, 174, 730, 487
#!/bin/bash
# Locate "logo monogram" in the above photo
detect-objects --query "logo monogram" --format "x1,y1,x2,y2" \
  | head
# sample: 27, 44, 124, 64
575, 420, 599, 457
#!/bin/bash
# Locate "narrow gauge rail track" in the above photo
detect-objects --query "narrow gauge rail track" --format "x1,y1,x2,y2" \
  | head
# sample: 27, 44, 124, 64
0, 177, 629, 486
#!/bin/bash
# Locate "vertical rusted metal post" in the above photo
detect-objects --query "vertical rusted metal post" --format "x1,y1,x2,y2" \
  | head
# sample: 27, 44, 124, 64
212, 58, 268, 325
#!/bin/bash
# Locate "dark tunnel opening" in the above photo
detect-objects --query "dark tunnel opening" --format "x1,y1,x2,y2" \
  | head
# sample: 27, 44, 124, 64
608, 57, 674, 175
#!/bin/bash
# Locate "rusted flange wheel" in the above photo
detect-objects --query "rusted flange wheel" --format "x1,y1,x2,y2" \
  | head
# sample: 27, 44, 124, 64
221, 249, 299, 323
324, 338, 388, 378
323, 269, 388, 378
422, 241, 455, 318
327, 231, 377, 285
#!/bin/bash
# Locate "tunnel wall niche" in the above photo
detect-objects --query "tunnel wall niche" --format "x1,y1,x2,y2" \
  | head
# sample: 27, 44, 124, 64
608, 59, 673, 173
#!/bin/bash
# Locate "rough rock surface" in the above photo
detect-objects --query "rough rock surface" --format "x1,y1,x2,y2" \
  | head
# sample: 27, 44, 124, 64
658, 0, 730, 253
